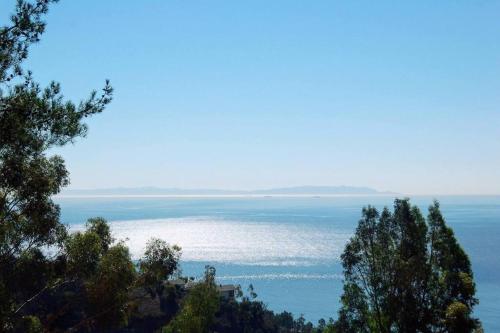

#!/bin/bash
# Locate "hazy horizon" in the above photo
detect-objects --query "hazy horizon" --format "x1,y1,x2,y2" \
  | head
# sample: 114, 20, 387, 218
2, 0, 499, 195
59, 185, 500, 197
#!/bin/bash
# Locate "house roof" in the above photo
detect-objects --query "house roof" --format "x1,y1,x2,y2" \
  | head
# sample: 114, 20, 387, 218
217, 284, 237, 292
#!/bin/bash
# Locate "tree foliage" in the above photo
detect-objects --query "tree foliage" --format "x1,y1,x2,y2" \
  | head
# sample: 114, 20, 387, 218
337, 199, 481, 332
85, 243, 136, 330
163, 267, 331, 333
163, 266, 220, 333
0, 1, 113, 330
139, 238, 182, 298
1, 0, 53, 83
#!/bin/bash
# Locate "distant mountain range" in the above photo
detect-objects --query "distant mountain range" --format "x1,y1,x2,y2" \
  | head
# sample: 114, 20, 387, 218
59, 186, 395, 196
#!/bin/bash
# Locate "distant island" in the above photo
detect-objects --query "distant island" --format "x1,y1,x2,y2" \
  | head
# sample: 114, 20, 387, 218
58, 185, 396, 197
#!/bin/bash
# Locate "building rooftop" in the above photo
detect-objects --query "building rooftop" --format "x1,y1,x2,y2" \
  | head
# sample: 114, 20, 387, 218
218, 284, 237, 292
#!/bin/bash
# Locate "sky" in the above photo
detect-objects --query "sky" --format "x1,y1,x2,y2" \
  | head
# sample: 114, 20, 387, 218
1, 0, 499, 195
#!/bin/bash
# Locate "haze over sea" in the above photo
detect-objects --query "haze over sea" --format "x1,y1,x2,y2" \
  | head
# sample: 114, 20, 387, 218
56, 195, 500, 331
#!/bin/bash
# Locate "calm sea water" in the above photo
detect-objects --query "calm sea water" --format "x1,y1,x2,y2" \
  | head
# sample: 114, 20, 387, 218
56, 196, 500, 331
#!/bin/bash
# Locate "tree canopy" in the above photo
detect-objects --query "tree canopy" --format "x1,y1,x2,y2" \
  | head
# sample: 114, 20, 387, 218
0, 2, 178, 331
336, 199, 481, 333
0, 0, 112, 330
163, 266, 220, 333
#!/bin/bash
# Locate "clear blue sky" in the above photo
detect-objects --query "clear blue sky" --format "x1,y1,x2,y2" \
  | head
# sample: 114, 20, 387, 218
2, 0, 499, 194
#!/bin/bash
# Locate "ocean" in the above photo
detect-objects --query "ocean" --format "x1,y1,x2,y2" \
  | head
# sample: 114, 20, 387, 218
55, 195, 500, 331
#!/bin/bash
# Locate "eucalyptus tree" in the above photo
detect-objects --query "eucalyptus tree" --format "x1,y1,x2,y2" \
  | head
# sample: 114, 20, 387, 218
337, 199, 481, 332
163, 266, 220, 333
